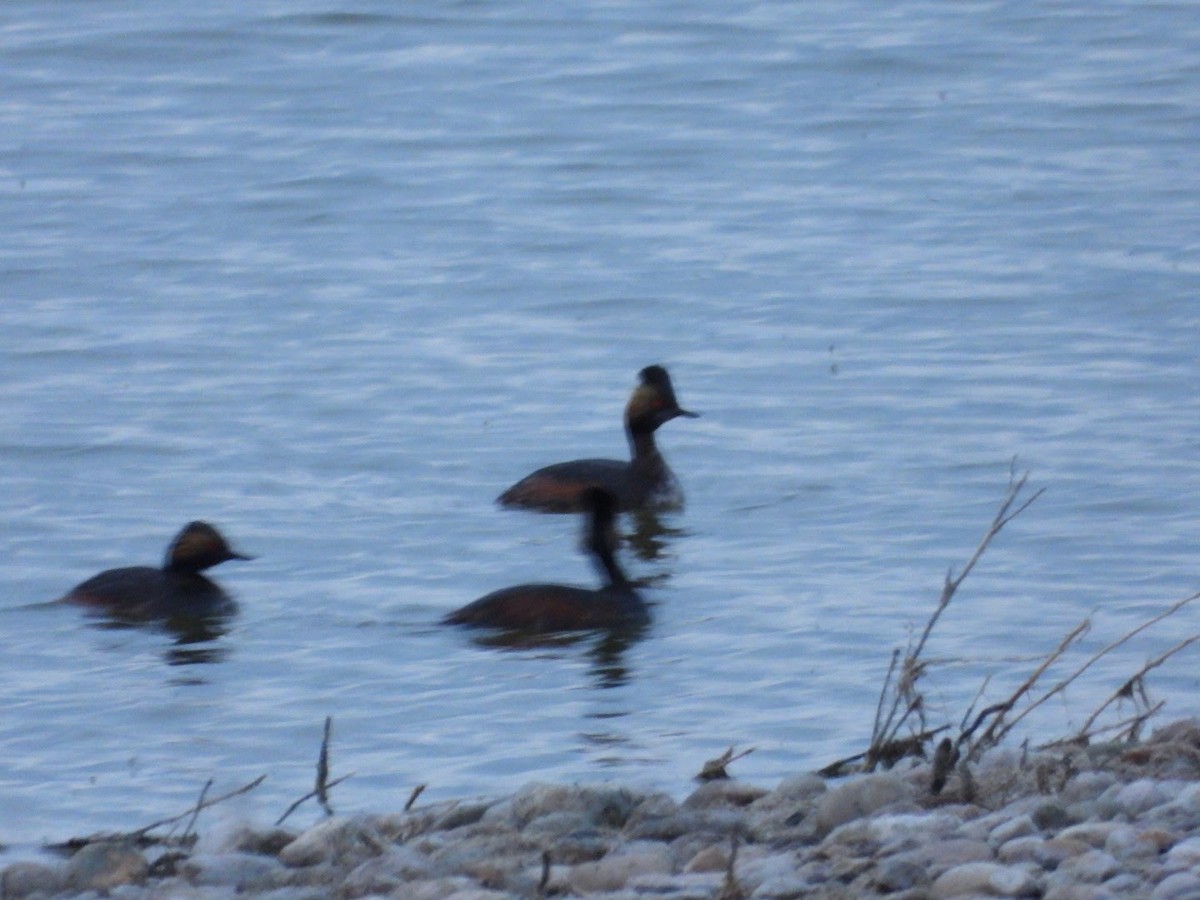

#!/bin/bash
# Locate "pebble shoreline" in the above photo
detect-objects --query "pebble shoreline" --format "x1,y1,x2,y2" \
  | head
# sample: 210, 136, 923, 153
7, 720, 1200, 899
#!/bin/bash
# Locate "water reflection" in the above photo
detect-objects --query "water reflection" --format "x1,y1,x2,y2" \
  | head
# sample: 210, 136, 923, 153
460, 623, 649, 690
625, 509, 689, 562
85, 610, 235, 668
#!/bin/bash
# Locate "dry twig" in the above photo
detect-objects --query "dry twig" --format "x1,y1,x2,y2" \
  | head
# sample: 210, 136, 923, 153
860, 465, 1043, 771
404, 783, 427, 812
51, 774, 266, 852
276, 716, 354, 826
697, 746, 756, 781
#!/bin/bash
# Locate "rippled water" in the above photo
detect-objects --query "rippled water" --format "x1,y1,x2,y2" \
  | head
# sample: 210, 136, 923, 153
2, 0, 1198, 850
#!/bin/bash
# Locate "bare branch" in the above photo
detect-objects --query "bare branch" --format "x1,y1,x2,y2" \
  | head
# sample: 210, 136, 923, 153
855, 467, 1043, 773
275, 716, 353, 826
1074, 632, 1200, 738
404, 784, 427, 812
316, 716, 333, 816
181, 778, 213, 842
963, 618, 1091, 760
996, 592, 1200, 740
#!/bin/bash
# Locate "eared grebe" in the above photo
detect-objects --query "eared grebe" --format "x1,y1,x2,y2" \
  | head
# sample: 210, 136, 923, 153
60, 521, 252, 621
445, 487, 648, 633
497, 365, 698, 513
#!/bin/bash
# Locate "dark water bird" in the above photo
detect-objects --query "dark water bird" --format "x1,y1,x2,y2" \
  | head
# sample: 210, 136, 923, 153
445, 487, 648, 633
60, 521, 252, 623
497, 365, 698, 513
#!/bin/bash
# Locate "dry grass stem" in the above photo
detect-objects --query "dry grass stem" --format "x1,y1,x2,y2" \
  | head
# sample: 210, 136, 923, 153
993, 591, 1200, 746
1071, 629, 1200, 739
717, 833, 746, 900
181, 778, 213, 842
53, 774, 267, 853
961, 618, 1091, 761
315, 715, 333, 816
697, 746, 756, 781
276, 716, 354, 826
404, 783, 427, 812
864, 465, 1043, 770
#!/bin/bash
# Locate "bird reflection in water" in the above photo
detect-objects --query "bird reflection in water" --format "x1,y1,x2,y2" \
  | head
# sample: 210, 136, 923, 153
461, 622, 648, 690
87, 609, 235, 668
625, 507, 689, 565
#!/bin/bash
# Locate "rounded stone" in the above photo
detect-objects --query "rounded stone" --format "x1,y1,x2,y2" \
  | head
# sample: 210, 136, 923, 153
1164, 835, 1200, 869
874, 857, 929, 893
1152, 871, 1200, 900
1060, 771, 1119, 804
812, 773, 916, 836
182, 852, 284, 889
930, 861, 1037, 898
1056, 848, 1119, 883
1056, 822, 1123, 848
684, 844, 730, 874
998, 836, 1057, 868
1043, 884, 1123, 900
1032, 800, 1074, 831
890, 838, 994, 877
278, 817, 378, 868
65, 842, 148, 891
0, 861, 66, 898
1115, 779, 1174, 817
1105, 825, 1174, 860
567, 843, 673, 894
990, 814, 1038, 847
683, 779, 769, 810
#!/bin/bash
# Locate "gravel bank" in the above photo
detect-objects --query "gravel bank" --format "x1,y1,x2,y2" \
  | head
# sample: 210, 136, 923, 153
7, 719, 1200, 899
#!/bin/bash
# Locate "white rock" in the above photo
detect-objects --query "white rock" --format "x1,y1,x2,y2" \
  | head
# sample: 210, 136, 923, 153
1060, 771, 1119, 804
567, 842, 672, 894
683, 779, 769, 809
930, 861, 1037, 898
891, 838, 993, 877
1043, 884, 1121, 900
485, 782, 642, 830
1168, 782, 1200, 816
183, 852, 283, 889
1165, 835, 1200, 869
341, 846, 439, 895
1105, 825, 1174, 861
771, 772, 827, 802
1055, 848, 1119, 883
812, 773, 915, 836
684, 844, 731, 873
731, 852, 801, 896
752, 873, 818, 898
865, 811, 963, 850
1114, 779, 1174, 817
1056, 822, 1123, 847
1152, 871, 1200, 900
990, 814, 1038, 847
997, 836, 1053, 867
401, 876, 484, 900
0, 861, 66, 898
65, 842, 148, 891
277, 817, 385, 868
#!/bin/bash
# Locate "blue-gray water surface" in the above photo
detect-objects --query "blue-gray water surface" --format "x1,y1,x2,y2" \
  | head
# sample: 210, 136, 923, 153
2, 0, 1198, 850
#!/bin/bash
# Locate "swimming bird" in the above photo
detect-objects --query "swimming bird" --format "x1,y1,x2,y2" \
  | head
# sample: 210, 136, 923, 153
445, 487, 647, 633
497, 365, 698, 513
60, 521, 252, 622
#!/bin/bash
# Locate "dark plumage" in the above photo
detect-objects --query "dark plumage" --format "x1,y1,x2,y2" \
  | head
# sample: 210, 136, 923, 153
60, 521, 252, 622
446, 487, 647, 633
497, 365, 698, 513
